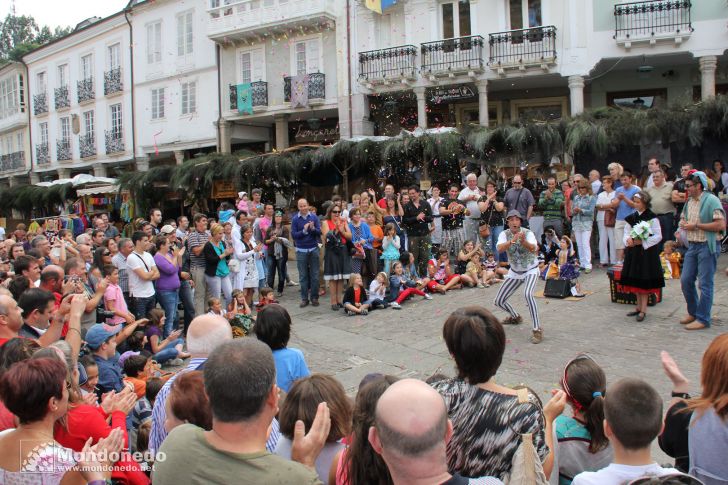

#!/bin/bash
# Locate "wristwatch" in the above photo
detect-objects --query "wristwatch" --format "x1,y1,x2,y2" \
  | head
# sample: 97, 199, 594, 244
671, 391, 690, 399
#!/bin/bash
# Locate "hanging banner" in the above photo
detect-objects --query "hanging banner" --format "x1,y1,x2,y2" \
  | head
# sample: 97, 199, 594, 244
290, 74, 309, 109
236, 83, 253, 115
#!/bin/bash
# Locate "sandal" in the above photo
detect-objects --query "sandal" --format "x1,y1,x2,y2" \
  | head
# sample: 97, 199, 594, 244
626, 310, 640, 317
636, 312, 646, 322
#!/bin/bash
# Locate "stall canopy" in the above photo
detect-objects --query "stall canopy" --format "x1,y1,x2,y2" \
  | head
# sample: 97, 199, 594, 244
36, 174, 118, 188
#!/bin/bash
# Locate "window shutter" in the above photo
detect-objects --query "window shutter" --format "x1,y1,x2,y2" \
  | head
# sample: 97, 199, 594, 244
251, 48, 265, 82
306, 39, 320, 73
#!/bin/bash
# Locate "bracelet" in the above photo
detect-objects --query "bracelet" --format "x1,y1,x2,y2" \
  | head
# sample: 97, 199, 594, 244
66, 327, 82, 337
671, 391, 690, 399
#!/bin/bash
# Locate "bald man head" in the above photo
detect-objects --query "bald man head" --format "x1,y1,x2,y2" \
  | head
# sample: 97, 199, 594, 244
369, 379, 453, 484
186, 314, 233, 356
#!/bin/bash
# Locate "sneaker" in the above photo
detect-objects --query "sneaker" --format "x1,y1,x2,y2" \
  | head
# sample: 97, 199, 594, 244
347, 310, 355, 316
299, 300, 309, 308
423, 293, 433, 300
361, 309, 368, 315
584, 268, 592, 274
165, 358, 184, 367
503, 315, 523, 325
276, 291, 283, 298
390, 302, 402, 309
477, 283, 485, 288
287, 280, 299, 286
531, 329, 543, 344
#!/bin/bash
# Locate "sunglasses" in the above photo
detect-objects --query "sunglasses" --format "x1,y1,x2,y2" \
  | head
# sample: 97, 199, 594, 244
332, 211, 341, 214
102, 251, 110, 256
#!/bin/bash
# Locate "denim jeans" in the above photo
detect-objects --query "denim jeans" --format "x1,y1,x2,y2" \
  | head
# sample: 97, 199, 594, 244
153, 338, 184, 364
487, 225, 507, 263
156, 289, 179, 338
205, 274, 232, 308
680, 242, 719, 326
178, 279, 195, 334
132, 296, 156, 320
267, 252, 288, 293
296, 249, 320, 302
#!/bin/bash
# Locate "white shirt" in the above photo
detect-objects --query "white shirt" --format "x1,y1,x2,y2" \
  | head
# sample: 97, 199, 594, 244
126, 251, 157, 298
0, 227, 5, 240
497, 229, 539, 279
573, 463, 682, 485
591, 180, 602, 195
458, 186, 482, 218
596, 190, 616, 222
645, 173, 655, 189
175, 228, 187, 240
622, 214, 662, 250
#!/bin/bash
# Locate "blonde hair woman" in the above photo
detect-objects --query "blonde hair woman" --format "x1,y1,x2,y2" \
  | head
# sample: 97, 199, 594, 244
203, 223, 234, 307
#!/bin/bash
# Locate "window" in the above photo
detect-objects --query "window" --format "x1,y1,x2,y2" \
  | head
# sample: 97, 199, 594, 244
177, 12, 193, 56
509, 0, 542, 30
607, 89, 668, 109
39, 122, 48, 144
181, 82, 196, 115
108, 44, 120, 70
36, 72, 47, 92
291, 38, 320, 76
16, 132, 23, 152
110, 104, 122, 136
151, 88, 165, 119
441, 1, 471, 38
147, 22, 162, 64
239, 48, 265, 83
60, 116, 71, 141
0, 76, 18, 119
57, 64, 68, 87
83, 111, 94, 135
81, 54, 93, 80
240, 53, 252, 84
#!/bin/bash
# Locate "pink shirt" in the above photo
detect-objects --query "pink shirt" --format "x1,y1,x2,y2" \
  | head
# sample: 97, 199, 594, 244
104, 283, 127, 325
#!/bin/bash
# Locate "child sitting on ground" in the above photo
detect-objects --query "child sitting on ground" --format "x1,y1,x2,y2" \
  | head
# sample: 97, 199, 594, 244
227, 289, 254, 337
255, 287, 277, 311
572, 378, 683, 485
660, 241, 682, 280
388, 261, 432, 309
426, 249, 461, 294
465, 251, 486, 288
366, 272, 389, 310
207, 297, 225, 317
399, 251, 430, 289
557, 236, 585, 298
343, 274, 370, 316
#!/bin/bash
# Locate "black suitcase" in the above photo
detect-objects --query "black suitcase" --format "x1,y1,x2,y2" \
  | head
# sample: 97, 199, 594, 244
544, 279, 571, 298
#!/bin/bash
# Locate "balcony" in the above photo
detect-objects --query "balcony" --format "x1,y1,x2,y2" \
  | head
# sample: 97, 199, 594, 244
54, 86, 70, 110
283, 73, 325, 105
228, 81, 268, 113
0, 152, 25, 172
207, 0, 337, 42
104, 68, 123, 96
36, 144, 49, 165
105, 130, 124, 154
56, 139, 72, 161
77, 78, 95, 103
79, 133, 96, 158
488, 26, 557, 73
420, 35, 485, 78
33, 92, 48, 115
359, 45, 417, 86
614, 0, 692, 47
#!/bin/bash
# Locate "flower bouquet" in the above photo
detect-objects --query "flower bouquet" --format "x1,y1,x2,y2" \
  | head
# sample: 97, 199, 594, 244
630, 221, 652, 241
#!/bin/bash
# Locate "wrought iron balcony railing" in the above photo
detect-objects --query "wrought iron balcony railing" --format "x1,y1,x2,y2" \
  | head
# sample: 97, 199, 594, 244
36, 143, 49, 165
420, 35, 485, 76
228, 81, 269, 111
359, 45, 417, 82
488, 26, 557, 67
0, 152, 25, 172
54, 86, 70, 110
77, 78, 95, 103
56, 139, 72, 161
33, 92, 48, 115
105, 130, 124, 154
614, 0, 692, 41
79, 133, 96, 158
283, 73, 325, 103
104, 68, 123, 96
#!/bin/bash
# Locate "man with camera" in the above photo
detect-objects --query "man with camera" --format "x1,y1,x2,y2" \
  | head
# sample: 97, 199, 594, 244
63, 257, 108, 331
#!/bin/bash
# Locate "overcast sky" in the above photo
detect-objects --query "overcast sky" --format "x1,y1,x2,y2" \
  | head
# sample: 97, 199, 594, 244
0, 0, 125, 31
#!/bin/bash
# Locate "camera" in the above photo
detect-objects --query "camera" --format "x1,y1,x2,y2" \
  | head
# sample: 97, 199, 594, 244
96, 309, 116, 322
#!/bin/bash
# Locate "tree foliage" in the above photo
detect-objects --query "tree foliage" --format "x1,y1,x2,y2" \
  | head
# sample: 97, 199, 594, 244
0, 13, 71, 64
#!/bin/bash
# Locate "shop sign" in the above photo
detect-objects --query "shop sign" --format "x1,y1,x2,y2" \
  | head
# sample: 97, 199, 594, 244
212, 180, 237, 199
429, 85, 476, 104
292, 120, 340, 144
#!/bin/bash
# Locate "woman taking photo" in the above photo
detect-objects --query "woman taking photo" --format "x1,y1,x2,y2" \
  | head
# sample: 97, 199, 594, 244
322, 205, 352, 311
596, 176, 617, 267
571, 180, 597, 274
233, 223, 260, 305
620, 191, 664, 322
478, 181, 506, 260
265, 210, 291, 298
203, 223, 234, 308
153, 236, 182, 337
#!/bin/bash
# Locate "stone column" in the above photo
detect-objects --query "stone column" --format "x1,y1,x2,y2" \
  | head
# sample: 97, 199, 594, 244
699, 56, 718, 101
8, 176, 20, 187
414, 86, 428, 129
218, 120, 232, 154
174, 150, 185, 165
274, 114, 289, 151
29, 172, 41, 185
568, 75, 585, 116
135, 157, 150, 172
93, 163, 108, 178
477, 79, 489, 127
56, 168, 71, 179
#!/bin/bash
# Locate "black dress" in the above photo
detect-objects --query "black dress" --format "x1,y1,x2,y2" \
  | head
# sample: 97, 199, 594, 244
620, 209, 665, 292
323, 219, 351, 281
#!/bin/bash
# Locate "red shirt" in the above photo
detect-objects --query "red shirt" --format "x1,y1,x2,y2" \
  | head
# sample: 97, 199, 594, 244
353, 287, 362, 304
377, 198, 388, 209
0, 401, 15, 431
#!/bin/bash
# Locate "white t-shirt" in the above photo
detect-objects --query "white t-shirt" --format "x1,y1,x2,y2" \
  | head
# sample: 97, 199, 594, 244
497, 229, 539, 279
0, 227, 5, 240
126, 251, 156, 298
572, 462, 682, 485
458, 187, 482, 218
596, 190, 616, 222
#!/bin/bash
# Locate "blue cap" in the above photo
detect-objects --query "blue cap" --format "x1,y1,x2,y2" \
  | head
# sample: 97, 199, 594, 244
85, 324, 121, 350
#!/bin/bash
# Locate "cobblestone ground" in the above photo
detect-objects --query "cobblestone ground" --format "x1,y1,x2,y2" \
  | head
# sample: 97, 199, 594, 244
278, 255, 727, 462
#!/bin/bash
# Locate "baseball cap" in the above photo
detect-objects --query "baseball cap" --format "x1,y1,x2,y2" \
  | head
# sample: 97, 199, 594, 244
506, 210, 523, 220
85, 323, 121, 350
160, 225, 175, 235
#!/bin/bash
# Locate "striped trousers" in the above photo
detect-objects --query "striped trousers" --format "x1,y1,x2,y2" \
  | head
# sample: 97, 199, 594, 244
493, 273, 541, 330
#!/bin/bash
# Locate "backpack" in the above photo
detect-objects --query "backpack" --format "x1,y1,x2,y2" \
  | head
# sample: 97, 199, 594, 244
504, 388, 548, 485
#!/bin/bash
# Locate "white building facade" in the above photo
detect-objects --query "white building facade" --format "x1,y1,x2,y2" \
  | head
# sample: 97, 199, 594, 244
24, 14, 134, 181
0, 62, 30, 186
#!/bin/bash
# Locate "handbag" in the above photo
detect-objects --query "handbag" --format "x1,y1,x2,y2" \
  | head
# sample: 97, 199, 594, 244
352, 243, 366, 260
479, 223, 491, 238
228, 258, 240, 272
604, 208, 616, 228
504, 388, 548, 485
544, 278, 571, 298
